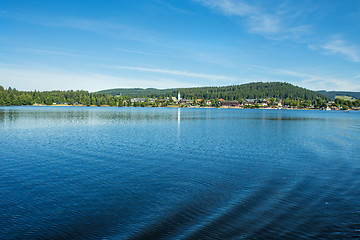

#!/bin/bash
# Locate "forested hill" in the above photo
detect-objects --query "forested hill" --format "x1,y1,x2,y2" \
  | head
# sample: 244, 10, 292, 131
98, 82, 328, 101
97, 88, 173, 97
317, 91, 360, 100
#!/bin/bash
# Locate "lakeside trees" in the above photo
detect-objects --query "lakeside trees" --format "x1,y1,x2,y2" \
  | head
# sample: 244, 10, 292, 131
334, 98, 360, 110
0, 87, 122, 107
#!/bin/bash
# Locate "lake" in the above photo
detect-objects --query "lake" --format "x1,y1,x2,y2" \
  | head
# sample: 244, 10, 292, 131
0, 106, 359, 239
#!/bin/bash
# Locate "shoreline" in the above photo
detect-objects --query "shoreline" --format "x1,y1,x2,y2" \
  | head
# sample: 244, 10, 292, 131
0, 104, 356, 111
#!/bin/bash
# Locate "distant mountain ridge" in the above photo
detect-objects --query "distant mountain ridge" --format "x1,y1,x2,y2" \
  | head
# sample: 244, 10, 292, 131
96, 88, 174, 97
317, 91, 360, 100
97, 82, 328, 101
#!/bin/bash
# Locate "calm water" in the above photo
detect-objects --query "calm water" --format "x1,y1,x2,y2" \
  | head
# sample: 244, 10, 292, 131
0, 106, 359, 239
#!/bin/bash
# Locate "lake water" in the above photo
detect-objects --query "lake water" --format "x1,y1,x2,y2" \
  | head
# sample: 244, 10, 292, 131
0, 106, 359, 239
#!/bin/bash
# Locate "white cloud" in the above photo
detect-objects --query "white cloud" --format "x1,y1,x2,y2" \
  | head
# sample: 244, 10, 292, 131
267, 68, 359, 91
241, 64, 360, 91
21, 48, 83, 57
0, 11, 159, 43
0, 67, 178, 92
321, 38, 360, 62
113, 48, 169, 58
0, 65, 221, 92
196, 0, 309, 39
155, 0, 195, 15
104, 65, 235, 80
249, 14, 281, 34
198, 1, 360, 64
0, 67, 107, 91
197, 0, 256, 16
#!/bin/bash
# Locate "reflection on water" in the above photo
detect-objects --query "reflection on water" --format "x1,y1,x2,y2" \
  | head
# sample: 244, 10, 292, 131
0, 106, 360, 239
177, 108, 181, 139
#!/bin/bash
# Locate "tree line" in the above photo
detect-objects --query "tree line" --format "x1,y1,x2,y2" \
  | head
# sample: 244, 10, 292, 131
0, 86, 124, 106
2, 83, 358, 109
333, 98, 360, 110
99, 82, 329, 101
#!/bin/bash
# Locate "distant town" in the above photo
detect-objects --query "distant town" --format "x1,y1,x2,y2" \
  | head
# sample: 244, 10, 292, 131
127, 92, 359, 111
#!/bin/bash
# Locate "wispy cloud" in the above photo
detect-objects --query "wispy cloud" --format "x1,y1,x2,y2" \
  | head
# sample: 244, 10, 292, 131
253, 65, 360, 91
154, 0, 195, 15
113, 48, 169, 58
186, 51, 234, 68
0, 11, 125, 33
105, 65, 235, 80
0, 11, 160, 43
45, 18, 123, 33
237, 63, 358, 91
196, 0, 310, 39
22, 48, 83, 57
321, 38, 360, 62
197, 0, 360, 63
0, 66, 199, 91
197, 0, 255, 16
113, 47, 234, 68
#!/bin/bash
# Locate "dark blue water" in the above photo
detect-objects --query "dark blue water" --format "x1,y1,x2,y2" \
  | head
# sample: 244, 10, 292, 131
0, 107, 359, 239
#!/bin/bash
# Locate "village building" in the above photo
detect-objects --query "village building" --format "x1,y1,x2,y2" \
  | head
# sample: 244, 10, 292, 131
180, 99, 194, 104
244, 99, 257, 105
130, 98, 155, 103
130, 98, 145, 103
257, 99, 268, 107
221, 100, 239, 107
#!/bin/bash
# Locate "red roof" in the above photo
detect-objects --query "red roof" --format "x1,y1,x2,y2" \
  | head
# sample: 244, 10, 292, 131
219, 98, 225, 102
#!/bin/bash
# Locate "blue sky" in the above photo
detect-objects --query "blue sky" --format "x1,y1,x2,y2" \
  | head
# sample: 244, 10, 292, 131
1, 0, 360, 92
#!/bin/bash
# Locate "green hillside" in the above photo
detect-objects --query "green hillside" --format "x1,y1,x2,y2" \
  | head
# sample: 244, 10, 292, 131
98, 82, 328, 101
97, 88, 173, 97
317, 91, 360, 100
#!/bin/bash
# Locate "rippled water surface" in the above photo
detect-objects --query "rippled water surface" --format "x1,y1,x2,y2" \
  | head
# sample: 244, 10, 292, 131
1, 106, 360, 239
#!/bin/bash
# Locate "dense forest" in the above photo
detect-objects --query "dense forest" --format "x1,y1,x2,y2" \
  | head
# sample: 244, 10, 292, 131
98, 82, 328, 100
97, 88, 174, 97
0, 86, 122, 106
